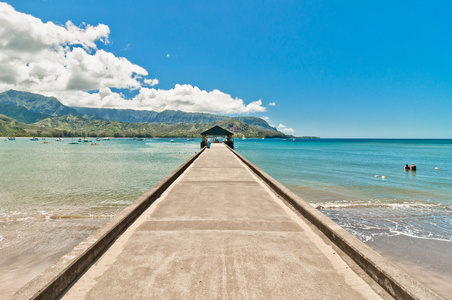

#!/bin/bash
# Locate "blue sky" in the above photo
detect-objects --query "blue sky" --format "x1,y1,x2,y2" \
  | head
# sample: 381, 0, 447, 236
2, 1, 452, 137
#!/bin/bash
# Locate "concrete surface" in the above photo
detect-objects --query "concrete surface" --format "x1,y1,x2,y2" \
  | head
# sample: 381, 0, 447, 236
60, 143, 392, 299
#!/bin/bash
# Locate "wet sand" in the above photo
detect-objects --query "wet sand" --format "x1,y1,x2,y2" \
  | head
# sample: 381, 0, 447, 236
0, 218, 108, 299
367, 235, 452, 299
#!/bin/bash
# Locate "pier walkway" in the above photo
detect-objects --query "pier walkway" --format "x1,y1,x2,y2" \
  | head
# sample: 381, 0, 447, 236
15, 143, 440, 299
61, 143, 388, 299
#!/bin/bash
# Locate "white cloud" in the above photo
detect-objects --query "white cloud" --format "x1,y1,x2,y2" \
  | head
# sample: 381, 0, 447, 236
47, 84, 267, 114
277, 124, 295, 134
166, 54, 170, 58
0, 4, 109, 53
130, 84, 266, 114
268, 102, 276, 106
0, 3, 266, 114
0, 2, 145, 93
262, 116, 270, 120
144, 78, 159, 86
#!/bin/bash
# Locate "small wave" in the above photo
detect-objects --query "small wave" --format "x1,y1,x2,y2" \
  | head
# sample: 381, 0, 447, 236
334, 217, 452, 242
0, 212, 117, 222
346, 227, 452, 243
389, 231, 452, 243
342, 226, 452, 243
322, 206, 452, 243
311, 200, 448, 210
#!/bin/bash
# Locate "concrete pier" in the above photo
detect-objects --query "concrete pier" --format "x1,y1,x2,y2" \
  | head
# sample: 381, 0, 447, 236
14, 143, 440, 299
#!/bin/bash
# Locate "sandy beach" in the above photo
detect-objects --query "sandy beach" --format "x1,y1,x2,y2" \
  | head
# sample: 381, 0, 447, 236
0, 218, 108, 299
368, 235, 452, 299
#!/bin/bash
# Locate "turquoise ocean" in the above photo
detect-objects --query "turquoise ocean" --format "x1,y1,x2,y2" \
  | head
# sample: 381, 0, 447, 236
0, 138, 200, 225
235, 138, 452, 243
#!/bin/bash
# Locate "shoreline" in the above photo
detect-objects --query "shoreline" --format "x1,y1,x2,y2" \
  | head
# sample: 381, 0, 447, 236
367, 234, 452, 299
282, 183, 452, 298
0, 218, 109, 299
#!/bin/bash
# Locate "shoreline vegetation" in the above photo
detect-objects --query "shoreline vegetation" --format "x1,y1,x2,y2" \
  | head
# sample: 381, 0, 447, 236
0, 113, 297, 139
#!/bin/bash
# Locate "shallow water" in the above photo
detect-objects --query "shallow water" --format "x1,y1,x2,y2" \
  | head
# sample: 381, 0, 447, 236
0, 138, 200, 246
0, 138, 200, 222
234, 138, 452, 243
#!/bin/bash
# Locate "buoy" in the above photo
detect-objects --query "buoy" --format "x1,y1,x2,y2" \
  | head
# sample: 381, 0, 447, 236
435, 167, 439, 170
381, 176, 386, 179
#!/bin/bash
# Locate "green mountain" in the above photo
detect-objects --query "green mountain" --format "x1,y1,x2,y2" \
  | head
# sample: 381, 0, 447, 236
0, 90, 82, 117
0, 114, 66, 137
31, 115, 286, 138
72, 107, 210, 124
1, 112, 287, 138
0, 90, 279, 132
0, 103, 51, 123
0, 114, 27, 136
234, 116, 277, 132
0, 90, 288, 138
71, 107, 278, 132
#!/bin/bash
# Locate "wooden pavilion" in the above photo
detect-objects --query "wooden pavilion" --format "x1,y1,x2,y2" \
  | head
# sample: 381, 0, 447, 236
200, 125, 234, 149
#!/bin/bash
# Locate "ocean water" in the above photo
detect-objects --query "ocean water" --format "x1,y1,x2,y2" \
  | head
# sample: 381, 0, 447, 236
0, 138, 200, 224
234, 139, 452, 243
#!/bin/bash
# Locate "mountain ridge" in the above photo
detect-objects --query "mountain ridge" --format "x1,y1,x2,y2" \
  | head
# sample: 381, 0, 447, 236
0, 90, 279, 133
0, 90, 81, 117
71, 107, 277, 132
0, 90, 290, 138
0, 103, 51, 123
0, 114, 287, 138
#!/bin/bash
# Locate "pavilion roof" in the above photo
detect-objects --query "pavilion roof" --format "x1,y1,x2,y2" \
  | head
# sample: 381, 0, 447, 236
200, 125, 233, 136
